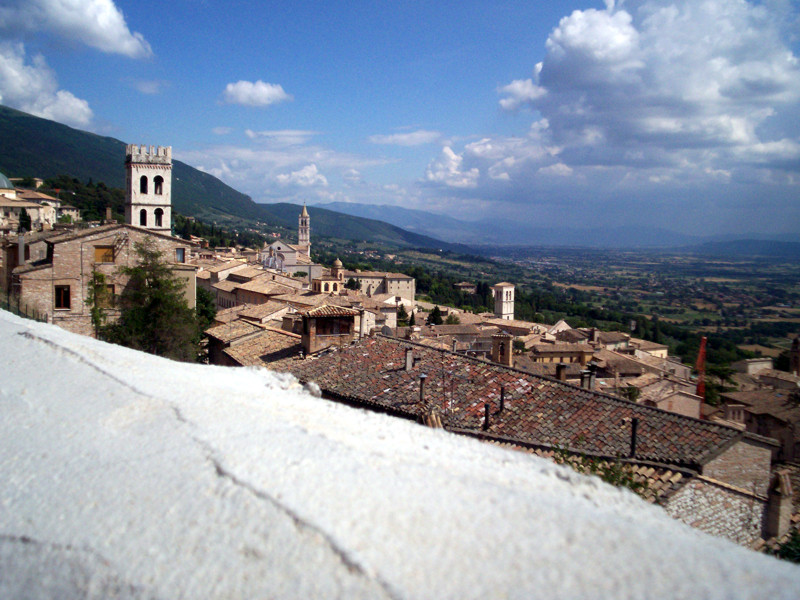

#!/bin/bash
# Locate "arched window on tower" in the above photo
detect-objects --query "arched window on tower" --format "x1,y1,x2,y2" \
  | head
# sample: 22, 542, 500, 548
139, 209, 147, 226
154, 208, 164, 228
140, 176, 148, 194
154, 176, 163, 195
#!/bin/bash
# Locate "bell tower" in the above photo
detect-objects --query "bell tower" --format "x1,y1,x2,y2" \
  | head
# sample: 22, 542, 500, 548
298, 203, 310, 256
125, 144, 172, 235
492, 282, 515, 321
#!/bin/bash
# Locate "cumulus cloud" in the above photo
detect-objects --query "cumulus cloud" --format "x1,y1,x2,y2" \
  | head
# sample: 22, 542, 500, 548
0, 0, 152, 58
498, 75, 546, 111
0, 42, 92, 126
276, 164, 328, 187
422, 0, 800, 231
369, 130, 441, 146
223, 80, 292, 107
424, 147, 480, 188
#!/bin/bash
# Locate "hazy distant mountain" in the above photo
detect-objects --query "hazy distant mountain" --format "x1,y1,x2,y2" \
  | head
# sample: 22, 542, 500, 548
321, 202, 706, 247
682, 239, 800, 259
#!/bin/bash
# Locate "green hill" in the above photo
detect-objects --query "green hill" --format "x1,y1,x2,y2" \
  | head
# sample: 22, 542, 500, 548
0, 104, 456, 249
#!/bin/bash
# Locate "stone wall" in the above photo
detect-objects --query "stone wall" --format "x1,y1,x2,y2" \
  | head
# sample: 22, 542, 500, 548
702, 436, 773, 496
15, 225, 193, 337
664, 477, 765, 546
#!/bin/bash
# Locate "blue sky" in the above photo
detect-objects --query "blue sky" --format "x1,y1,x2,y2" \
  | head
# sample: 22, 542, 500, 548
1, 0, 799, 237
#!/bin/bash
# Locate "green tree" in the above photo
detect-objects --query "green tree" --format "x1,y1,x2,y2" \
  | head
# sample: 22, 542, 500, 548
397, 303, 409, 327
105, 239, 200, 361
444, 313, 461, 325
428, 306, 443, 325
345, 277, 360, 291
408, 311, 416, 327
196, 286, 217, 332
85, 269, 112, 338
18, 208, 31, 233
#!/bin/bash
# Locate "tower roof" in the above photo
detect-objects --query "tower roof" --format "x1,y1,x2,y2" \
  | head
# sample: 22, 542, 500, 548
301, 203, 309, 217
0, 172, 14, 191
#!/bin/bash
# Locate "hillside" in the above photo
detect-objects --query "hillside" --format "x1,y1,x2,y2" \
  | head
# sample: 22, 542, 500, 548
0, 105, 456, 249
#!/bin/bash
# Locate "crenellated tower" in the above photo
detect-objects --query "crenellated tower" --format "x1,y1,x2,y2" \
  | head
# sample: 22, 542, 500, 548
125, 144, 172, 235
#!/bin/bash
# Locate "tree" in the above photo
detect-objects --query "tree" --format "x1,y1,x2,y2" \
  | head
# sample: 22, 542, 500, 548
444, 313, 461, 325
408, 311, 416, 327
345, 277, 360, 291
85, 269, 112, 338
196, 287, 217, 332
104, 239, 200, 361
427, 306, 443, 325
397, 303, 409, 327
18, 208, 31, 233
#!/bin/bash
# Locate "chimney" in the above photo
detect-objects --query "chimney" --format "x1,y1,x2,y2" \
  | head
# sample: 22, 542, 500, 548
17, 232, 25, 265
483, 403, 490, 431
452, 339, 458, 353
419, 373, 427, 404
556, 363, 567, 381
629, 417, 639, 458
587, 362, 597, 390
105, 206, 112, 222
591, 327, 599, 344
405, 347, 414, 371
580, 370, 590, 389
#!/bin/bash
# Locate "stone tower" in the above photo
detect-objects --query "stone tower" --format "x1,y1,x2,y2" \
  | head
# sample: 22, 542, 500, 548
298, 203, 310, 256
492, 282, 515, 321
125, 145, 172, 235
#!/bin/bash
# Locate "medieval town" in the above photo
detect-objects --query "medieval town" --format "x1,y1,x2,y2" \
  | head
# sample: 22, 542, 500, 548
1, 143, 799, 562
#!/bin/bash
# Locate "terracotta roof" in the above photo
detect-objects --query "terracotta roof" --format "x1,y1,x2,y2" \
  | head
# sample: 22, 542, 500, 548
344, 270, 413, 279
223, 327, 301, 366
238, 301, 288, 322
211, 280, 239, 293
270, 336, 744, 468
301, 305, 361, 318
205, 319, 263, 344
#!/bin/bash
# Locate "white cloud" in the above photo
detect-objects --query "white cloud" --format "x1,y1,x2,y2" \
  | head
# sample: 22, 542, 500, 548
498, 73, 546, 111
212, 127, 232, 136
369, 130, 441, 146
244, 129, 317, 145
276, 164, 328, 187
0, 42, 92, 127
0, 0, 152, 58
128, 79, 166, 95
424, 147, 479, 189
223, 80, 292, 107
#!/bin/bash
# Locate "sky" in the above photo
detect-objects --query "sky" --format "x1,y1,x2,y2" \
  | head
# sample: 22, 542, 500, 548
1, 0, 799, 237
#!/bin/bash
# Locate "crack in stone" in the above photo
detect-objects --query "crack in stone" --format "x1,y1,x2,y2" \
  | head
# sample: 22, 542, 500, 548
203, 448, 401, 600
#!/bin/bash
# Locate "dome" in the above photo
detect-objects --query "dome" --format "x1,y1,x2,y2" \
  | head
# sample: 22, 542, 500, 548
333, 258, 343, 268
0, 172, 14, 191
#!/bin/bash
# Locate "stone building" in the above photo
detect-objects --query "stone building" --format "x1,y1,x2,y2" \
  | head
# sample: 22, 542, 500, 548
2, 224, 195, 336
125, 144, 172, 235
341, 269, 416, 301
492, 282, 514, 320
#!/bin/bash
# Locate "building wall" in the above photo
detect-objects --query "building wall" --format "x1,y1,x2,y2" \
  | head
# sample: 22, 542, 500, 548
14, 226, 193, 337
654, 392, 701, 419
664, 478, 765, 546
125, 145, 172, 235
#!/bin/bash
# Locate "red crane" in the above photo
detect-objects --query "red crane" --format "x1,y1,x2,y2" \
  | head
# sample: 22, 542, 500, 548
695, 336, 707, 401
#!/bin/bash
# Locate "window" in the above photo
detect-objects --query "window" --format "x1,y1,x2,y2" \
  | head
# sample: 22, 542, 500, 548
55, 285, 70, 310
324, 283, 329, 292
175, 248, 185, 263
154, 208, 164, 228
94, 245, 114, 263
140, 176, 148, 194
139, 209, 147, 226
154, 176, 163, 195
